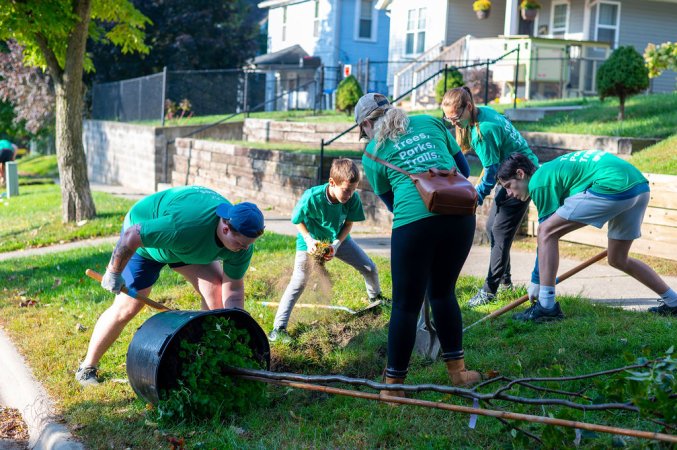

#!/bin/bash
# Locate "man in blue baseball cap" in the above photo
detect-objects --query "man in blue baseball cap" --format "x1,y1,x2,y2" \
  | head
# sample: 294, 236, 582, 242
76, 186, 265, 386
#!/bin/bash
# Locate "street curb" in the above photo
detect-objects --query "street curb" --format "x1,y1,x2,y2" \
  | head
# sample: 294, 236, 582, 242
0, 328, 84, 450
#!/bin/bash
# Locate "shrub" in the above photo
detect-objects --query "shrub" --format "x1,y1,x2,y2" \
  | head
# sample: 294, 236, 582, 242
435, 68, 464, 104
336, 75, 363, 115
644, 42, 677, 79
596, 46, 649, 120
462, 68, 500, 104
473, 0, 491, 11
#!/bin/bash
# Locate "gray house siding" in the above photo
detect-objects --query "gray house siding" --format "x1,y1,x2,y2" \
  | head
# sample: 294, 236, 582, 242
618, 0, 677, 93
445, 0, 506, 45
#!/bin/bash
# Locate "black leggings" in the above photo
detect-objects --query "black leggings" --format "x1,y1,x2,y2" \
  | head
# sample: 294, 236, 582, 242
482, 187, 530, 294
386, 214, 475, 378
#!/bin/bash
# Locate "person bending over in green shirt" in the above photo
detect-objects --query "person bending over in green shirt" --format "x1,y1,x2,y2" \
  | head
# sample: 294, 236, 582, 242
268, 158, 388, 343
497, 151, 677, 322
75, 186, 265, 386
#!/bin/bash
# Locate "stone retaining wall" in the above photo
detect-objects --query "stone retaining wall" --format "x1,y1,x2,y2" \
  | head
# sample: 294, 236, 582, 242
243, 118, 361, 149
84, 120, 243, 192
521, 131, 659, 161
170, 138, 498, 235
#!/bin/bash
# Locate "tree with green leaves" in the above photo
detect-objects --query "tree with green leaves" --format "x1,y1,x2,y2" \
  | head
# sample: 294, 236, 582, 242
644, 42, 677, 79
336, 75, 363, 115
0, 1, 150, 221
596, 46, 649, 121
88, 0, 263, 83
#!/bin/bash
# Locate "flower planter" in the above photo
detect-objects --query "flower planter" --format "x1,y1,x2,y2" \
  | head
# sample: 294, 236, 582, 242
521, 8, 538, 20
476, 9, 490, 19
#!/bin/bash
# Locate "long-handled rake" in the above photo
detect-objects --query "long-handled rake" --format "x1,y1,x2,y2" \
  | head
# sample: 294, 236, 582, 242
463, 250, 608, 332
85, 269, 174, 311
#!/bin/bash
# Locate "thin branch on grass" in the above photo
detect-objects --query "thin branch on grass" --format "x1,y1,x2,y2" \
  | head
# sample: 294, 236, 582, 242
485, 399, 543, 445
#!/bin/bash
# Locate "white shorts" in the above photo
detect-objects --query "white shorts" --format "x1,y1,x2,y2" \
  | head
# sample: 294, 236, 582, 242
556, 191, 650, 240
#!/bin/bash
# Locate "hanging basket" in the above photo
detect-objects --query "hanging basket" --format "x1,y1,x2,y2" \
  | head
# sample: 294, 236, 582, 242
521, 8, 538, 21
476, 9, 490, 19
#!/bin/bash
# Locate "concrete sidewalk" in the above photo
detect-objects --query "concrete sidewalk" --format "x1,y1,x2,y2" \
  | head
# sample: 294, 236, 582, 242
263, 215, 675, 312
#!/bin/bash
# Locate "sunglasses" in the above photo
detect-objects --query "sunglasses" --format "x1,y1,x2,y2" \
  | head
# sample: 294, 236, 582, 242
442, 103, 467, 126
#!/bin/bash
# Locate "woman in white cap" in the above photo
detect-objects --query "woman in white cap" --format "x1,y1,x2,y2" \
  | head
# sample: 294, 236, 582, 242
356, 93, 481, 399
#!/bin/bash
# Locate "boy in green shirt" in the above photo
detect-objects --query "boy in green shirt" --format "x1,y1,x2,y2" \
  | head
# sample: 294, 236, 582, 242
269, 159, 387, 342
497, 150, 677, 321
76, 186, 265, 385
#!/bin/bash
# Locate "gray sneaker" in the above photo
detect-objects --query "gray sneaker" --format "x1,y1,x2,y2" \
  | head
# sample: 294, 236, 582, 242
513, 302, 565, 322
648, 301, 677, 316
498, 282, 514, 292
467, 289, 496, 308
75, 365, 100, 386
268, 328, 292, 344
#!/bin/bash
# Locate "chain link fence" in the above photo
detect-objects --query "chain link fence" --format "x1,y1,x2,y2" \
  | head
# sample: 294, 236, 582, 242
91, 50, 610, 124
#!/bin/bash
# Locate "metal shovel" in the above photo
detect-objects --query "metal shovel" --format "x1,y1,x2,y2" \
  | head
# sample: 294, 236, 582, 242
413, 295, 440, 360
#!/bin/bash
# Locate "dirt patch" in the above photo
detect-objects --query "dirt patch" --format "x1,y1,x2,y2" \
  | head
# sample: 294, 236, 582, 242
0, 406, 29, 448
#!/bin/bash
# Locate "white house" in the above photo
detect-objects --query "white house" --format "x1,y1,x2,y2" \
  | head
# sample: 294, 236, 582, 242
256, 0, 391, 109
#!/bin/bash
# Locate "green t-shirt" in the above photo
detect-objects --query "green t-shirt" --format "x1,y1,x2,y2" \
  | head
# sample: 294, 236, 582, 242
362, 114, 462, 229
124, 186, 254, 279
0, 140, 14, 151
292, 183, 366, 251
471, 107, 539, 167
529, 150, 649, 220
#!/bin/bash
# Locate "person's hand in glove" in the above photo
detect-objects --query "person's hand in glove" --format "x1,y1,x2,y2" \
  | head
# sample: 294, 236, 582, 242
527, 282, 540, 302
475, 185, 485, 206
101, 268, 125, 294
304, 235, 319, 254
324, 239, 341, 261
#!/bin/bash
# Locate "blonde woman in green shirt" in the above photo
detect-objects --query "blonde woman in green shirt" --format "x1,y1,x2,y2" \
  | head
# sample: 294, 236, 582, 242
498, 151, 677, 321
442, 87, 539, 308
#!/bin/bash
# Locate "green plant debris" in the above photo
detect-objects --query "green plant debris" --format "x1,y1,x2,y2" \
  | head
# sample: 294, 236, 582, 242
154, 317, 266, 423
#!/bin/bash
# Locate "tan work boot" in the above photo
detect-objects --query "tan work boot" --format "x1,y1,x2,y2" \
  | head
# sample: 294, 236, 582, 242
445, 358, 482, 387
380, 376, 406, 405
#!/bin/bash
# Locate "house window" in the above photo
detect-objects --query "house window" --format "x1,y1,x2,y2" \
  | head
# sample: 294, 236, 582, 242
354, 0, 378, 41
313, 0, 320, 38
550, 2, 569, 37
589, 1, 620, 48
405, 7, 426, 55
282, 6, 287, 41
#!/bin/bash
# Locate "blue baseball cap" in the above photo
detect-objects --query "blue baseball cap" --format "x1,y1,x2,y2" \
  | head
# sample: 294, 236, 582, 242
215, 202, 265, 238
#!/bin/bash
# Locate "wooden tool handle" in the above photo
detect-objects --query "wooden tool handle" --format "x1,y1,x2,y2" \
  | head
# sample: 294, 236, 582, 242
464, 250, 608, 332
85, 269, 173, 312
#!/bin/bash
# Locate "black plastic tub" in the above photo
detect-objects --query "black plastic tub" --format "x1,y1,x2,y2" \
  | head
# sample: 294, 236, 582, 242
126, 308, 270, 404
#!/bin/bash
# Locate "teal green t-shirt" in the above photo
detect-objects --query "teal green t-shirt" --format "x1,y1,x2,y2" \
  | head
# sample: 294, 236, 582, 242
292, 183, 366, 251
0, 140, 14, 151
529, 150, 649, 220
362, 115, 461, 229
471, 107, 539, 167
124, 186, 254, 279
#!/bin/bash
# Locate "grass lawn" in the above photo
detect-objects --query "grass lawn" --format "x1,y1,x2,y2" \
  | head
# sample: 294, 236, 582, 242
0, 184, 134, 253
0, 233, 674, 449
628, 134, 677, 175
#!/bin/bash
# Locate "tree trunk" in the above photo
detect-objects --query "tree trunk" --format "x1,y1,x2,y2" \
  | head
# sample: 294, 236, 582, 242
618, 94, 626, 121
54, 0, 96, 222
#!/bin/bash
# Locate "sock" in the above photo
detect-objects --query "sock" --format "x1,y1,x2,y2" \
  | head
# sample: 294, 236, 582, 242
660, 288, 677, 307
538, 286, 556, 309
